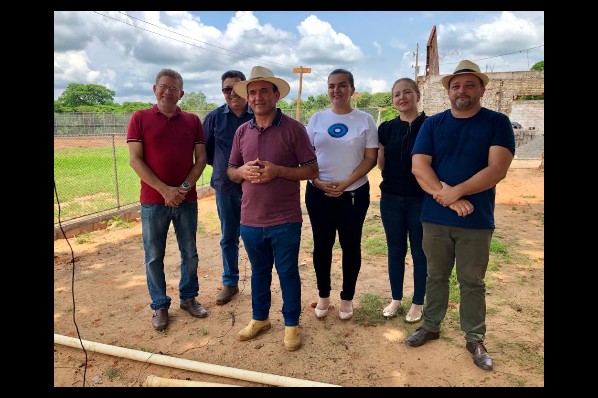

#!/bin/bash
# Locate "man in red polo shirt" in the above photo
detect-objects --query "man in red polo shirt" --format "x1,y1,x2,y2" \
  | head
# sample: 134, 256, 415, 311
127, 68, 208, 331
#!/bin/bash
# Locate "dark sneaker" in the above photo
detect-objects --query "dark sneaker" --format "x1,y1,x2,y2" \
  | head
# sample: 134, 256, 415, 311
216, 285, 239, 305
151, 308, 169, 331
180, 299, 208, 318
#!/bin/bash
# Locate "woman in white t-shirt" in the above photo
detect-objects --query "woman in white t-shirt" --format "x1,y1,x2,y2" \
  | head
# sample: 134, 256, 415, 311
305, 69, 379, 320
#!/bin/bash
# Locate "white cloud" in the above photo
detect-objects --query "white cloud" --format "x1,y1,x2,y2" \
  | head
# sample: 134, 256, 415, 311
54, 11, 543, 104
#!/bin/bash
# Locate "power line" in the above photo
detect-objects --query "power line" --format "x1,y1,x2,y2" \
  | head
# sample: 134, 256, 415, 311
440, 44, 544, 66
94, 11, 293, 70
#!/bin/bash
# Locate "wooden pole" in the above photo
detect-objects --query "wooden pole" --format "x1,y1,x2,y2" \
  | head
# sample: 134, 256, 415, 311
293, 66, 311, 122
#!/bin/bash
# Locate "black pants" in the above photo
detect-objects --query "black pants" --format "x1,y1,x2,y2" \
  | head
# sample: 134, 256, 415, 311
305, 181, 370, 301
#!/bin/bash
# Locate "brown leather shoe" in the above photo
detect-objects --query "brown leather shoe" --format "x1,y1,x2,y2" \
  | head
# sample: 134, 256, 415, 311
180, 299, 208, 318
216, 285, 239, 305
405, 327, 440, 347
466, 341, 493, 371
151, 308, 168, 331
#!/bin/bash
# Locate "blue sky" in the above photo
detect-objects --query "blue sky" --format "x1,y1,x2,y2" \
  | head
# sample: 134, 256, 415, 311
54, 11, 544, 106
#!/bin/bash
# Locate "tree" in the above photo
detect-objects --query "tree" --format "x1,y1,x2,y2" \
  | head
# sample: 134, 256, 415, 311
57, 83, 116, 107
531, 61, 544, 71
178, 91, 207, 110
370, 92, 392, 108
304, 94, 330, 111
120, 102, 152, 112
178, 91, 218, 112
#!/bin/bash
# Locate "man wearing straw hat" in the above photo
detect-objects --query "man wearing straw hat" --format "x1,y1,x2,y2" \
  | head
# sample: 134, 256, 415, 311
227, 66, 318, 351
405, 60, 515, 371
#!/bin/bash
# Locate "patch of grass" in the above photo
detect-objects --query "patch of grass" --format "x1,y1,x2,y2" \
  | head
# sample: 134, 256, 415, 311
353, 292, 386, 325
511, 206, 517, 211
449, 267, 460, 303
75, 232, 94, 244
197, 208, 221, 234
105, 367, 123, 380
521, 194, 536, 199
487, 259, 500, 272
507, 375, 527, 387
101, 215, 134, 229
495, 339, 544, 374
363, 237, 387, 256
490, 239, 509, 255
361, 213, 387, 256
196, 328, 209, 336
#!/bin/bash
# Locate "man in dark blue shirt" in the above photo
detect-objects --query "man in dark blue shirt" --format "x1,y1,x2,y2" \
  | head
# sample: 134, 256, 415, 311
203, 70, 253, 305
405, 60, 515, 372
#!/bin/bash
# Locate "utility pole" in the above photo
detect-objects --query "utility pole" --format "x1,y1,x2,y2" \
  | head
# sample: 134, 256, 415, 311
293, 66, 311, 122
413, 43, 420, 81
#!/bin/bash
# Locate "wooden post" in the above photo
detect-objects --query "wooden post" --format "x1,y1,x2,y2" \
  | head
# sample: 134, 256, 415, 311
293, 66, 311, 122
376, 107, 385, 125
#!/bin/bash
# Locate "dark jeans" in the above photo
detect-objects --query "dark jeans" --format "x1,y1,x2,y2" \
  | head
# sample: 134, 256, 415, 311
421, 222, 493, 342
240, 223, 302, 326
380, 192, 427, 305
215, 190, 242, 286
305, 181, 370, 301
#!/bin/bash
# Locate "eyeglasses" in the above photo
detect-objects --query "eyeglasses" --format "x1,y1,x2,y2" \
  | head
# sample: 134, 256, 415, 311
221, 87, 234, 94
156, 84, 181, 93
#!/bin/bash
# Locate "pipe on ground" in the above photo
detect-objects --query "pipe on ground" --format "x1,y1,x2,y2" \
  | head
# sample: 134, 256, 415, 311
54, 334, 340, 387
142, 375, 239, 387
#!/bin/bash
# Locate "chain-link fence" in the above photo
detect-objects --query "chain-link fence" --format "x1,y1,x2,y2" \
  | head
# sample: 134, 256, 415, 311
53, 107, 384, 225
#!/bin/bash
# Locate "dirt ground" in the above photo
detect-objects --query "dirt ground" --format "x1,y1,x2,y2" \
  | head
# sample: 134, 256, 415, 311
53, 159, 544, 387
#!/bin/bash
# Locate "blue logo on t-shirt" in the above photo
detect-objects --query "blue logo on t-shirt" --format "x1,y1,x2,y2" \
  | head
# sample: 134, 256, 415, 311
328, 123, 348, 138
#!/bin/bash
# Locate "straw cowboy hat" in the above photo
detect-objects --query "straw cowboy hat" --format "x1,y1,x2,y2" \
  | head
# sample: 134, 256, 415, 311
233, 66, 291, 99
441, 59, 490, 90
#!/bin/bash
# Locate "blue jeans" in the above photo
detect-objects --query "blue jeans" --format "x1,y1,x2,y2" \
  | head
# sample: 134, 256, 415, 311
215, 190, 242, 286
141, 201, 199, 310
380, 192, 427, 305
240, 223, 302, 326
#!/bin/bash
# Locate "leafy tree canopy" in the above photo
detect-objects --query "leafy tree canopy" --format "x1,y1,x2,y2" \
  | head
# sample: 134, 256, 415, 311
531, 61, 544, 71
57, 83, 116, 107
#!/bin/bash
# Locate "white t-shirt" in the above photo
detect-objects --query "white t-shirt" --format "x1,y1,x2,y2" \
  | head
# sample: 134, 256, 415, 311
307, 108, 379, 192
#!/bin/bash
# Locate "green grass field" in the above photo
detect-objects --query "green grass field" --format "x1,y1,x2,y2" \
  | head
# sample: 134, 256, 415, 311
54, 145, 212, 223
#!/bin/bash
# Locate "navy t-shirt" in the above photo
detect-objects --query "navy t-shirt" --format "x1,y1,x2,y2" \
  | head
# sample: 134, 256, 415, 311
412, 108, 515, 229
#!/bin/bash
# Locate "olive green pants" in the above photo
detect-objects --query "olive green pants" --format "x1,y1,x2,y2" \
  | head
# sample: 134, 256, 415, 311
421, 222, 493, 342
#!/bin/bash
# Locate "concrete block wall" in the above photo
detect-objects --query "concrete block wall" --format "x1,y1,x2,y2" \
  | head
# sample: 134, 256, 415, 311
54, 186, 215, 240
510, 100, 544, 132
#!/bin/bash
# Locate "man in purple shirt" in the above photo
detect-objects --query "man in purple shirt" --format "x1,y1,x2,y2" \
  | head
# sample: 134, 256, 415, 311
227, 66, 318, 351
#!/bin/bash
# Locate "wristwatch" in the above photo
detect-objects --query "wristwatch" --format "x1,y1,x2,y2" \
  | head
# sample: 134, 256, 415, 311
180, 181, 191, 190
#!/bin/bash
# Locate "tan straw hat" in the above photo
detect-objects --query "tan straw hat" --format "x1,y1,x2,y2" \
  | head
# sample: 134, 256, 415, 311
232, 66, 291, 99
441, 59, 489, 90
